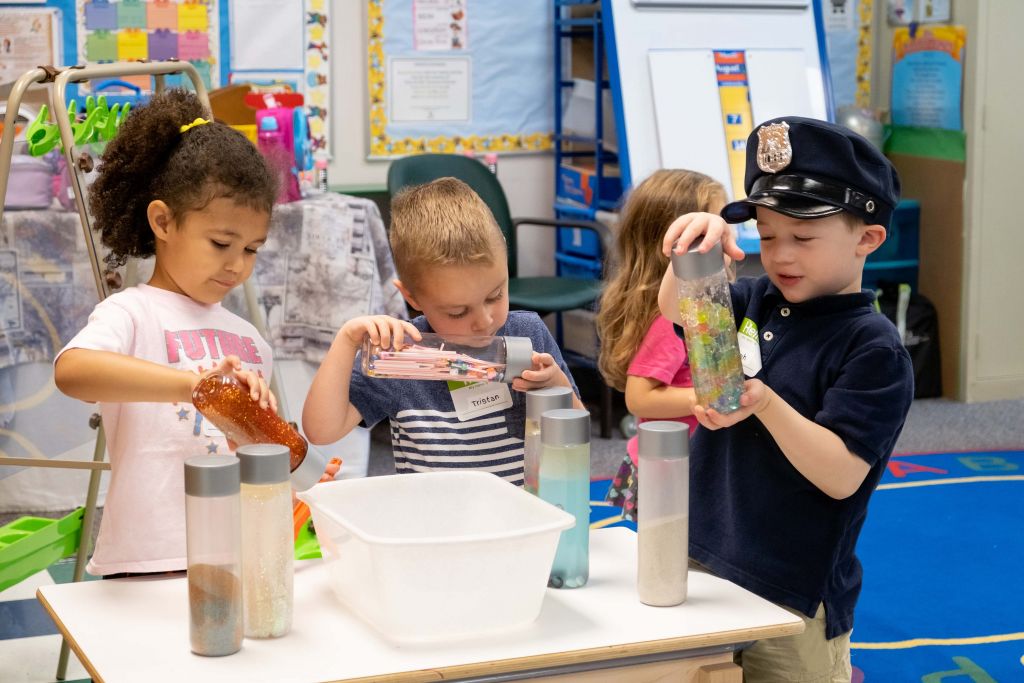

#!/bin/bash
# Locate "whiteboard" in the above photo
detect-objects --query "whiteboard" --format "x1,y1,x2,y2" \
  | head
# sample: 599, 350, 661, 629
605, 0, 832, 188
650, 48, 822, 199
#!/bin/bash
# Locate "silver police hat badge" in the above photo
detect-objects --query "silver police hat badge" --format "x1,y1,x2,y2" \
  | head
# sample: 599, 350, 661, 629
756, 121, 792, 173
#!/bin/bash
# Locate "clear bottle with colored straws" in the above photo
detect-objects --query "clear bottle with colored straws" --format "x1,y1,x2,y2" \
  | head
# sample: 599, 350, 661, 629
671, 241, 745, 414
360, 332, 533, 384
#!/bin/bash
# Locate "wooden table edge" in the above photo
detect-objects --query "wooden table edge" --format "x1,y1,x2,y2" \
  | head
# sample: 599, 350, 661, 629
319, 620, 807, 683
36, 587, 105, 683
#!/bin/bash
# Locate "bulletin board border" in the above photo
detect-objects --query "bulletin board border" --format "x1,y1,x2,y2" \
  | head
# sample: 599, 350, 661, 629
366, 0, 553, 159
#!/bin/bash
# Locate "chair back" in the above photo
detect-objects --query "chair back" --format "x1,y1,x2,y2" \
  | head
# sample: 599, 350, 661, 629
386, 154, 518, 277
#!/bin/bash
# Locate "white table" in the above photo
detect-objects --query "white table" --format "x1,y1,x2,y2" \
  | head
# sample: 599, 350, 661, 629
37, 528, 803, 682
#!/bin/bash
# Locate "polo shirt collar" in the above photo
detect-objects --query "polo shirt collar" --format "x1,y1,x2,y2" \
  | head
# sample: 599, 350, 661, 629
762, 281, 876, 315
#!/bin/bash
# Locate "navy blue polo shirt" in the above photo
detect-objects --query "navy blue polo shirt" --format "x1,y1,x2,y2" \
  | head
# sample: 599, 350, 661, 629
682, 275, 914, 638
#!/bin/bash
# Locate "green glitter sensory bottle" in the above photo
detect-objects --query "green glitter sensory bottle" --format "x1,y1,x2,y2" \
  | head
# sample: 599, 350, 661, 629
671, 242, 745, 414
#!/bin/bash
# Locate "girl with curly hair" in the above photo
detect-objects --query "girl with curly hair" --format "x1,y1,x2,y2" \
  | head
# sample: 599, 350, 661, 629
596, 169, 729, 521
54, 89, 279, 576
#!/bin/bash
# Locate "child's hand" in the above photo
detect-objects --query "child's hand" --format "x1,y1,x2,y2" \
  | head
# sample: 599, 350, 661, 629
692, 379, 769, 430
511, 352, 569, 392
662, 211, 746, 263
203, 355, 278, 412
337, 315, 420, 351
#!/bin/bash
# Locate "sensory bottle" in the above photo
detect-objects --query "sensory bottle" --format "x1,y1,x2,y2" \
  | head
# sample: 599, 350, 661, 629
539, 408, 591, 589
184, 456, 242, 656
671, 241, 745, 413
237, 444, 293, 639
523, 386, 573, 495
636, 421, 689, 607
360, 332, 533, 383
192, 373, 320, 489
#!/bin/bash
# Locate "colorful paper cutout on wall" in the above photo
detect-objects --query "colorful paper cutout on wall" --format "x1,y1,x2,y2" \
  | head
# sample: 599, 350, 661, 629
76, 0, 220, 95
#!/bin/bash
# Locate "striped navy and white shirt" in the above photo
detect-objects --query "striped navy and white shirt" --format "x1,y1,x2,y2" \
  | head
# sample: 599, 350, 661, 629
349, 311, 579, 486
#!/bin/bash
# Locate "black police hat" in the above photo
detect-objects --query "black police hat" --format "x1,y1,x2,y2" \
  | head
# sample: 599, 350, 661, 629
720, 116, 901, 227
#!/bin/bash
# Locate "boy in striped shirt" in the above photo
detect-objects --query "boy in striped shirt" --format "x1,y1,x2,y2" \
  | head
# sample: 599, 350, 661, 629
303, 177, 584, 485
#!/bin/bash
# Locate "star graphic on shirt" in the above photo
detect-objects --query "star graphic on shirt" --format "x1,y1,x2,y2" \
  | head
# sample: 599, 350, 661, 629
206, 441, 219, 454
177, 407, 190, 421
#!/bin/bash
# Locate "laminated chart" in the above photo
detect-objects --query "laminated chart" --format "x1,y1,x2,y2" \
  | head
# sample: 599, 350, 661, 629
77, 0, 220, 92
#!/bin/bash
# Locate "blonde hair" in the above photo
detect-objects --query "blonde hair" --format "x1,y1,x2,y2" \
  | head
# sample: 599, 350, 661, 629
389, 177, 507, 291
596, 169, 727, 391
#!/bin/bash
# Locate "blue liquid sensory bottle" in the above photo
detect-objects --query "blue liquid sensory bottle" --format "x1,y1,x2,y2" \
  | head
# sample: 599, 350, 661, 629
539, 408, 590, 589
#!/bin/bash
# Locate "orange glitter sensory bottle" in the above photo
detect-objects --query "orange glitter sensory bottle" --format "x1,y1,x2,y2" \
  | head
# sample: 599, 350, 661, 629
192, 373, 308, 472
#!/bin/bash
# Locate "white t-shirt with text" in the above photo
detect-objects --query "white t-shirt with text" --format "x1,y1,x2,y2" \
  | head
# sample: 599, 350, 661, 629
57, 284, 272, 575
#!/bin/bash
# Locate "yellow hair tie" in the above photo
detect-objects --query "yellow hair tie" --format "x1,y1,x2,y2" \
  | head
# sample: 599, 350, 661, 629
179, 118, 210, 134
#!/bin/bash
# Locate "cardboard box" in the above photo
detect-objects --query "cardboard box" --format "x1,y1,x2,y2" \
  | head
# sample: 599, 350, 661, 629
556, 162, 622, 211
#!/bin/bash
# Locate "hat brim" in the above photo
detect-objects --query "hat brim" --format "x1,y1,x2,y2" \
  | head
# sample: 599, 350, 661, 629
721, 192, 846, 224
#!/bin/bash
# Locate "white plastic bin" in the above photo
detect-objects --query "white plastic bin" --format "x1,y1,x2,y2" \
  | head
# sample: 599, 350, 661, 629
297, 471, 575, 642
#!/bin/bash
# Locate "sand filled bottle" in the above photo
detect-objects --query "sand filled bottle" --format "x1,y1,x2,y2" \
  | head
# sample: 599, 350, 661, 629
192, 373, 317, 488
184, 456, 242, 657
237, 444, 293, 639
637, 421, 689, 607
539, 408, 590, 589
360, 332, 533, 383
671, 242, 745, 413
524, 387, 573, 495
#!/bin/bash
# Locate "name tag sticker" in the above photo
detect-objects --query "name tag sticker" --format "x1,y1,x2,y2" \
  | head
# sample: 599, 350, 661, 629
737, 317, 762, 377
448, 380, 513, 421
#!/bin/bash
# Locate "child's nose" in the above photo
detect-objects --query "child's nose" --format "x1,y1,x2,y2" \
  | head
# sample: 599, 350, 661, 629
472, 308, 493, 332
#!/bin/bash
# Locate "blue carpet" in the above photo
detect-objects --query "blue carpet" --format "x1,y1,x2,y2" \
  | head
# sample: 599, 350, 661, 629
589, 450, 1024, 682
851, 449, 1024, 682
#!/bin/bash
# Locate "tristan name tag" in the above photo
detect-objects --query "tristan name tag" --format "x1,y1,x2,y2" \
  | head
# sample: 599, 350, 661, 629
448, 380, 513, 421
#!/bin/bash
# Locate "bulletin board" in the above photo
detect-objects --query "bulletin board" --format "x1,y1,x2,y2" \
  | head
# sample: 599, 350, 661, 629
822, 0, 875, 109
0, 1, 332, 155
76, 0, 225, 94
366, 0, 554, 159
604, 0, 833, 196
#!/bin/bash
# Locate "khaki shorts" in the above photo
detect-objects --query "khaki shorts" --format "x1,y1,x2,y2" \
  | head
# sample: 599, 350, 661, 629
687, 560, 851, 683
736, 602, 852, 683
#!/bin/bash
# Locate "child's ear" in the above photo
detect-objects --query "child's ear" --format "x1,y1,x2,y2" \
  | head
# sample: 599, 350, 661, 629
857, 224, 887, 256
392, 278, 422, 312
147, 200, 174, 241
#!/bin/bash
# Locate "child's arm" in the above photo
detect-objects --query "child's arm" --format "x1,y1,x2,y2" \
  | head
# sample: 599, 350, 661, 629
624, 376, 697, 419
512, 353, 586, 410
658, 265, 683, 326
303, 315, 421, 445
55, 351, 274, 409
695, 381, 870, 500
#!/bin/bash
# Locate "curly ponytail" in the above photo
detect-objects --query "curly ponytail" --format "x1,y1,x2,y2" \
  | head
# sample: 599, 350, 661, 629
88, 88, 278, 265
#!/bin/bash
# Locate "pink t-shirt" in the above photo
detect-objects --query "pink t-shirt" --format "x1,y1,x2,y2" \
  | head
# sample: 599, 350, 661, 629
57, 284, 273, 575
626, 315, 698, 464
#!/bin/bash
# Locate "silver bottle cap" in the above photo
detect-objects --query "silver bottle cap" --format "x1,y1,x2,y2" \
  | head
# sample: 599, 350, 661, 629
541, 408, 590, 447
526, 386, 574, 421
638, 421, 689, 460
184, 456, 240, 498
671, 240, 725, 281
502, 336, 534, 382
236, 444, 290, 485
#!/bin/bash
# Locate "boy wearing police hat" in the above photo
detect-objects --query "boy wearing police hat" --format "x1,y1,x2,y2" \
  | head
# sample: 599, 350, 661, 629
658, 117, 914, 681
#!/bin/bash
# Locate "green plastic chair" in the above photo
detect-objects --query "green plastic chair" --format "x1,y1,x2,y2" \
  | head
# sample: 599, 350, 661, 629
386, 153, 615, 436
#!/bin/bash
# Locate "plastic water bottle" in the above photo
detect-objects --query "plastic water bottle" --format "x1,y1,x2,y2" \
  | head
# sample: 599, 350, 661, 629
314, 156, 329, 193
671, 241, 745, 413
237, 444, 293, 639
539, 408, 590, 588
185, 456, 242, 656
484, 152, 498, 175
637, 421, 689, 606
257, 116, 285, 156
524, 387, 573, 495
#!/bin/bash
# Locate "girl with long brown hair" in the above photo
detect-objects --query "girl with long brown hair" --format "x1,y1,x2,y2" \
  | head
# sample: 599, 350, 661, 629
596, 169, 728, 520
